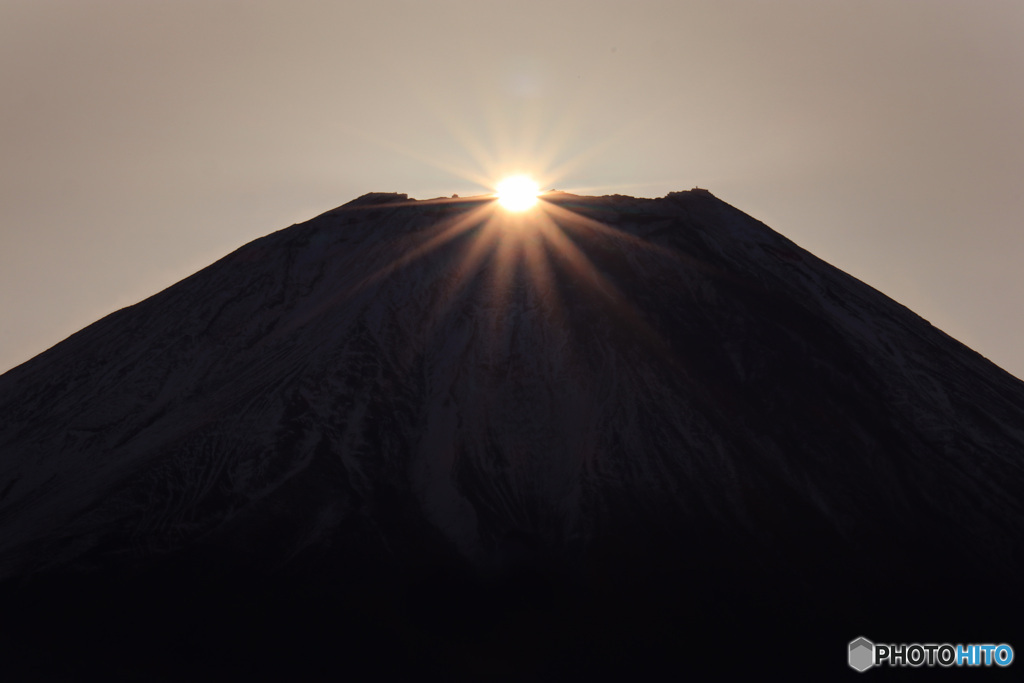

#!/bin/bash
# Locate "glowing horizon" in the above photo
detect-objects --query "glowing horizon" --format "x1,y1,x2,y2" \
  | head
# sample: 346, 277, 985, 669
495, 176, 541, 211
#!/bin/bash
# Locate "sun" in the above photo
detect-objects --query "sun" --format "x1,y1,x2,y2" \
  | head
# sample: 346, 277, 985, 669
495, 176, 540, 211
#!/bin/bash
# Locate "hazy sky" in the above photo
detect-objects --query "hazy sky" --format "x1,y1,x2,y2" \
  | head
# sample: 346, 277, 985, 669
2, 0, 1022, 378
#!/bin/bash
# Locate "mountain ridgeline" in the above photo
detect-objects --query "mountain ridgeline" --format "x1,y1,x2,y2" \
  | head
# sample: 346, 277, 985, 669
1, 190, 1022, 678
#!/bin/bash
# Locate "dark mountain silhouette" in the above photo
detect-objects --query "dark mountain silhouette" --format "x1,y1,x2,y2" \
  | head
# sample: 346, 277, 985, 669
1, 190, 1022, 679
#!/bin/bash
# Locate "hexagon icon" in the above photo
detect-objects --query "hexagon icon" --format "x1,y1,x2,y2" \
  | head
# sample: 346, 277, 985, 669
849, 637, 875, 672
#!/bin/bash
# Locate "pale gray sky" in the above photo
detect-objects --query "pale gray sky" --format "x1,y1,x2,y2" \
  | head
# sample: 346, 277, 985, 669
2, 0, 1022, 378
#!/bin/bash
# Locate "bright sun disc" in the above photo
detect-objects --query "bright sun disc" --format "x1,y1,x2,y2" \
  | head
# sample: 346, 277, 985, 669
496, 176, 540, 211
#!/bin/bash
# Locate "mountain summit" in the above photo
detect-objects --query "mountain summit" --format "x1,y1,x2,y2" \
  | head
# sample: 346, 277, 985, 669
2, 190, 1023, 678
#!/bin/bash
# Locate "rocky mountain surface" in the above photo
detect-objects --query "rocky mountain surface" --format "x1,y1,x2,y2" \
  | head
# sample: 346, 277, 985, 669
1, 189, 1023, 679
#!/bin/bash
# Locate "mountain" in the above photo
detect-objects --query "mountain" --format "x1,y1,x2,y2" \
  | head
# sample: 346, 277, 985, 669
1, 190, 1023, 679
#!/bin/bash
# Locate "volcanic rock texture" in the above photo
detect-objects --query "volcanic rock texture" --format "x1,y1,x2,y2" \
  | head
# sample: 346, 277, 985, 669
1, 190, 1022, 679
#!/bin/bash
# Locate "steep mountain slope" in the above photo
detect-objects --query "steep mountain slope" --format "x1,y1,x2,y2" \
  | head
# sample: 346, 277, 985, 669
1, 190, 1022, 678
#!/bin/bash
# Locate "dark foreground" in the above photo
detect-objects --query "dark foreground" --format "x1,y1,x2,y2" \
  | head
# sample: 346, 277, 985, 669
2, 523, 1020, 680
